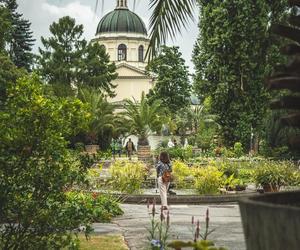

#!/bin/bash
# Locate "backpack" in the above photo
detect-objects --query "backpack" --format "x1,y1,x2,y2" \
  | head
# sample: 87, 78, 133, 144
162, 170, 172, 183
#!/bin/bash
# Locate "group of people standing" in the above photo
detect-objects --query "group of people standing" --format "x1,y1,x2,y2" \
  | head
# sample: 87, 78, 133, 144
110, 138, 135, 160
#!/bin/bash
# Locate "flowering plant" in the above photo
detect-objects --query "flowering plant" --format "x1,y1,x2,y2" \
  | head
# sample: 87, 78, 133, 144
147, 198, 170, 250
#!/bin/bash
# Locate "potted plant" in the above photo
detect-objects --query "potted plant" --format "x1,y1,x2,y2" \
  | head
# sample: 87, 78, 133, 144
79, 88, 115, 154
253, 161, 294, 192
123, 92, 164, 161
239, 190, 300, 250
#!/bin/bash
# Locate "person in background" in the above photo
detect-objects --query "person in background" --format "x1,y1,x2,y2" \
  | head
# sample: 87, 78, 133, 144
125, 138, 135, 160
156, 151, 172, 210
110, 139, 117, 159
173, 138, 178, 147
117, 139, 122, 157
167, 138, 174, 148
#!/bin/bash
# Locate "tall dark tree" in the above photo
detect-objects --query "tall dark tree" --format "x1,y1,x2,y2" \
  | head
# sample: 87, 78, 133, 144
1, 0, 35, 71
39, 16, 117, 97
80, 42, 117, 97
0, 6, 11, 52
146, 46, 190, 114
38, 16, 86, 95
193, 0, 288, 147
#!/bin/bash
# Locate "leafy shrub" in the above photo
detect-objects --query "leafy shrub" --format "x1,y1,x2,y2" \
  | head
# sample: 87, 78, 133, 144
66, 192, 123, 223
193, 166, 223, 194
172, 160, 193, 188
0, 75, 91, 249
253, 161, 296, 190
156, 146, 193, 161
238, 168, 254, 183
109, 160, 147, 193
233, 142, 243, 157
214, 160, 239, 178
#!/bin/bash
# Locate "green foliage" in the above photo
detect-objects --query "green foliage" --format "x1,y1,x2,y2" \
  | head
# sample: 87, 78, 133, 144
172, 160, 193, 188
193, 0, 288, 147
0, 53, 24, 105
146, 46, 191, 114
168, 240, 227, 250
253, 161, 297, 190
109, 160, 147, 194
196, 127, 216, 150
233, 142, 243, 158
147, 203, 170, 250
78, 87, 115, 144
156, 146, 193, 161
194, 166, 223, 194
79, 42, 118, 97
123, 92, 164, 145
38, 16, 117, 97
1, 0, 35, 71
0, 6, 11, 51
147, 0, 196, 58
0, 74, 91, 249
66, 192, 123, 223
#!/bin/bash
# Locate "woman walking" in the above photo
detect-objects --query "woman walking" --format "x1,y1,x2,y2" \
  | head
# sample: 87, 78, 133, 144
156, 151, 172, 210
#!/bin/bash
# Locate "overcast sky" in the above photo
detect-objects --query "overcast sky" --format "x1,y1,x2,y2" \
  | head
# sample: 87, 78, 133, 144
17, 0, 199, 72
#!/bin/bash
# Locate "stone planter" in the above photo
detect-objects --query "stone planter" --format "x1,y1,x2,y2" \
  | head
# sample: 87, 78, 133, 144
85, 144, 99, 154
137, 145, 152, 162
239, 190, 300, 250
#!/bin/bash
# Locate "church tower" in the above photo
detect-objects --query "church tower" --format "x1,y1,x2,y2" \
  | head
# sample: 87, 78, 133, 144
93, 0, 153, 103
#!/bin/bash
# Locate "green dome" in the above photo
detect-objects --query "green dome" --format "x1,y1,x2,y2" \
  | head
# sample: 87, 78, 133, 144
96, 9, 147, 35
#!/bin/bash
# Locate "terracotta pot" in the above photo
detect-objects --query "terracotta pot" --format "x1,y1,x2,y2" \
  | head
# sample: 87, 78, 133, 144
239, 191, 300, 250
85, 144, 99, 154
262, 184, 279, 192
137, 145, 152, 162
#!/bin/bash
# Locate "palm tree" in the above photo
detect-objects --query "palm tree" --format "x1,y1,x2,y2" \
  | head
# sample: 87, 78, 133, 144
123, 92, 164, 145
79, 87, 115, 144
147, 0, 197, 57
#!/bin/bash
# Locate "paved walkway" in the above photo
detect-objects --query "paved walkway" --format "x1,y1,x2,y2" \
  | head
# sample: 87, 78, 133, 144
93, 203, 246, 250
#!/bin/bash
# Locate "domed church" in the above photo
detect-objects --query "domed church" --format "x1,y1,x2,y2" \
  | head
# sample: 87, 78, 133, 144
93, 0, 154, 103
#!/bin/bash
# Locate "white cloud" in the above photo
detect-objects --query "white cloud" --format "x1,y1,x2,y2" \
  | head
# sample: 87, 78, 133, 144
41, 1, 100, 39
17, 0, 198, 72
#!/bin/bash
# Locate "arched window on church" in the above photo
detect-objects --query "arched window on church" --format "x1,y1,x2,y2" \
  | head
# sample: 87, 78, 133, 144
138, 45, 144, 62
118, 44, 127, 61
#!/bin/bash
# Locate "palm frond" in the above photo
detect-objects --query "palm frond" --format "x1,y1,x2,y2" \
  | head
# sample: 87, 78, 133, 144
147, 0, 196, 59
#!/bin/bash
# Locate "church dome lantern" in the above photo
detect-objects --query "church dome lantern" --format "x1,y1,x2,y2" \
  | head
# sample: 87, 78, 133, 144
96, 0, 147, 36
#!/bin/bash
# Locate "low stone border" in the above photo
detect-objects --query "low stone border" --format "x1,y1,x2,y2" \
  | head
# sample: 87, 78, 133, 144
116, 192, 259, 204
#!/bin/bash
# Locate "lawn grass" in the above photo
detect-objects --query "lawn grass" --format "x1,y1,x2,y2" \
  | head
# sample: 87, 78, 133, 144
78, 234, 128, 250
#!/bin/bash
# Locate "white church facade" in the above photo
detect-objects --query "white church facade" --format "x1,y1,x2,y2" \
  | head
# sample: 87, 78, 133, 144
92, 0, 154, 103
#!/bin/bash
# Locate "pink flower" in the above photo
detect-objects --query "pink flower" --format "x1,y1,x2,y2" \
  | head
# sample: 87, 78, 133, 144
152, 198, 156, 217
167, 211, 170, 226
206, 208, 210, 224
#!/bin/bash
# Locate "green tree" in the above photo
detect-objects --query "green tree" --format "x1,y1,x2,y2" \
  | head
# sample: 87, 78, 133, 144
123, 92, 164, 146
38, 16, 87, 95
39, 16, 117, 97
78, 87, 115, 145
80, 42, 118, 97
0, 74, 91, 249
0, 6, 11, 52
0, 53, 24, 105
1, 0, 35, 71
192, 0, 288, 147
146, 46, 191, 114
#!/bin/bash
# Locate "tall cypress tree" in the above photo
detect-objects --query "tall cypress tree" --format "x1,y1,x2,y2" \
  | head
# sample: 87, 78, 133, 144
0, 6, 11, 52
1, 0, 35, 71
192, 0, 288, 147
